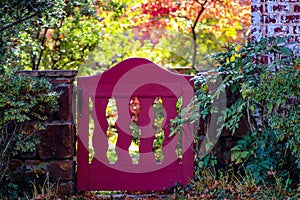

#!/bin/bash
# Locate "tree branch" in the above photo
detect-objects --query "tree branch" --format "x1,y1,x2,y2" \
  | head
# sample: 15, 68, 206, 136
0, 12, 39, 32
191, 0, 208, 70
177, 15, 192, 22
192, 0, 208, 31
196, 0, 202, 5
32, 28, 41, 70
36, 27, 48, 70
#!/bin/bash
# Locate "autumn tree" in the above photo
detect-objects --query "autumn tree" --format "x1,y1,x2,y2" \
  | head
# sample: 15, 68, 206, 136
132, 0, 251, 70
1, 0, 250, 73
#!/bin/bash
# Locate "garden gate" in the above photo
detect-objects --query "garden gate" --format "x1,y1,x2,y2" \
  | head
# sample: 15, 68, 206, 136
77, 58, 194, 191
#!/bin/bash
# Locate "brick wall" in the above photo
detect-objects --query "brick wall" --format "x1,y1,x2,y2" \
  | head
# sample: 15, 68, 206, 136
251, 0, 300, 43
13, 70, 77, 194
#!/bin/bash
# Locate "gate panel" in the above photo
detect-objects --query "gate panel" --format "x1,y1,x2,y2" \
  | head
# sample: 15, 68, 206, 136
77, 58, 194, 191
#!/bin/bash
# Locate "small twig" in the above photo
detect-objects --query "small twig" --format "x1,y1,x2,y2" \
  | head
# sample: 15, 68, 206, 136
1, 122, 18, 156
0, 156, 10, 183
177, 15, 191, 22
246, 101, 255, 132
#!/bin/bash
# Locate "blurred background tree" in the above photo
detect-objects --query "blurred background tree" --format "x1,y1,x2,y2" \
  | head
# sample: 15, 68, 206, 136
0, 0, 65, 72
0, 0, 250, 75
133, 0, 251, 70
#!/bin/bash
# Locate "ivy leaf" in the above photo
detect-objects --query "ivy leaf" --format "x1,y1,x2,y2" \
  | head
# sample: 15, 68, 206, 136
266, 102, 273, 112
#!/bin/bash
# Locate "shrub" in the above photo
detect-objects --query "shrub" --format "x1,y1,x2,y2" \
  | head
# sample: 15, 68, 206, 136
231, 66, 299, 186
0, 71, 60, 198
172, 36, 300, 189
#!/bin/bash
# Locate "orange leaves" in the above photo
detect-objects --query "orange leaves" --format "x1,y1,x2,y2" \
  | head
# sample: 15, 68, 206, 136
129, 97, 141, 122
134, 0, 250, 43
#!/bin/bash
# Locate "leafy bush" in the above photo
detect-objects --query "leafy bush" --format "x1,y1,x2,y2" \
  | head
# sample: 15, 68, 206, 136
231, 66, 299, 185
214, 37, 300, 186
0, 72, 60, 198
172, 36, 300, 190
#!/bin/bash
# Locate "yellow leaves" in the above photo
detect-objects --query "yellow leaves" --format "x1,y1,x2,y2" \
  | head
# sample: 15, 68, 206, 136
294, 63, 300, 71
198, 0, 250, 42
224, 27, 238, 40
158, 97, 163, 104
107, 131, 118, 144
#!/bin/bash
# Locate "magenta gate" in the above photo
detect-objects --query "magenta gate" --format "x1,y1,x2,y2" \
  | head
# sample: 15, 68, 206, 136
77, 58, 194, 191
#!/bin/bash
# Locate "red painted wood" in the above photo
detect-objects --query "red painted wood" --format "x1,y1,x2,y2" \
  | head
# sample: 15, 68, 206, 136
77, 58, 194, 191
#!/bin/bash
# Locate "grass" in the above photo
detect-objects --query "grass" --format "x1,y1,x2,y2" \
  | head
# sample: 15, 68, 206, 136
20, 167, 299, 200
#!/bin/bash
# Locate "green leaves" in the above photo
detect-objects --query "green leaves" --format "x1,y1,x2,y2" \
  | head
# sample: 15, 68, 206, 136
197, 154, 217, 169
173, 36, 299, 187
0, 72, 60, 187
0, 74, 59, 125
220, 37, 300, 186
0, 0, 99, 71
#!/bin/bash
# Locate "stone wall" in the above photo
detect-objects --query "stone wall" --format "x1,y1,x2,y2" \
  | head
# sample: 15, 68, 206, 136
13, 70, 77, 194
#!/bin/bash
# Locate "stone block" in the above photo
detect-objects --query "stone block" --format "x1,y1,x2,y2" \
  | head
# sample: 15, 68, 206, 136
23, 160, 48, 177
9, 159, 23, 171
16, 150, 37, 159
48, 160, 74, 181
57, 181, 75, 195
53, 85, 74, 122
50, 78, 74, 85
10, 160, 48, 183
38, 124, 75, 159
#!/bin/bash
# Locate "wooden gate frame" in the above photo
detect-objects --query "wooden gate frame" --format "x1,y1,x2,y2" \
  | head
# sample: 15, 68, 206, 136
77, 58, 194, 191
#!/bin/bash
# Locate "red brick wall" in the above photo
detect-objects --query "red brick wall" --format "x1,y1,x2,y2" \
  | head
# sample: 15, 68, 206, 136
251, 0, 300, 43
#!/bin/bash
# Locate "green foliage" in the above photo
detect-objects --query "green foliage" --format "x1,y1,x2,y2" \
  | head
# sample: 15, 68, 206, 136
0, 75, 59, 124
231, 129, 297, 185
172, 36, 300, 189
294, 57, 300, 66
0, 0, 99, 71
0, 72, 60, 197
152, 98, 165, 163
0, 0, 66, 71
196, 154, 217, 170
216, 37, 299, 186
198, 36, 299, 135
223, 39, 299, 186
40, 15, 103, 70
